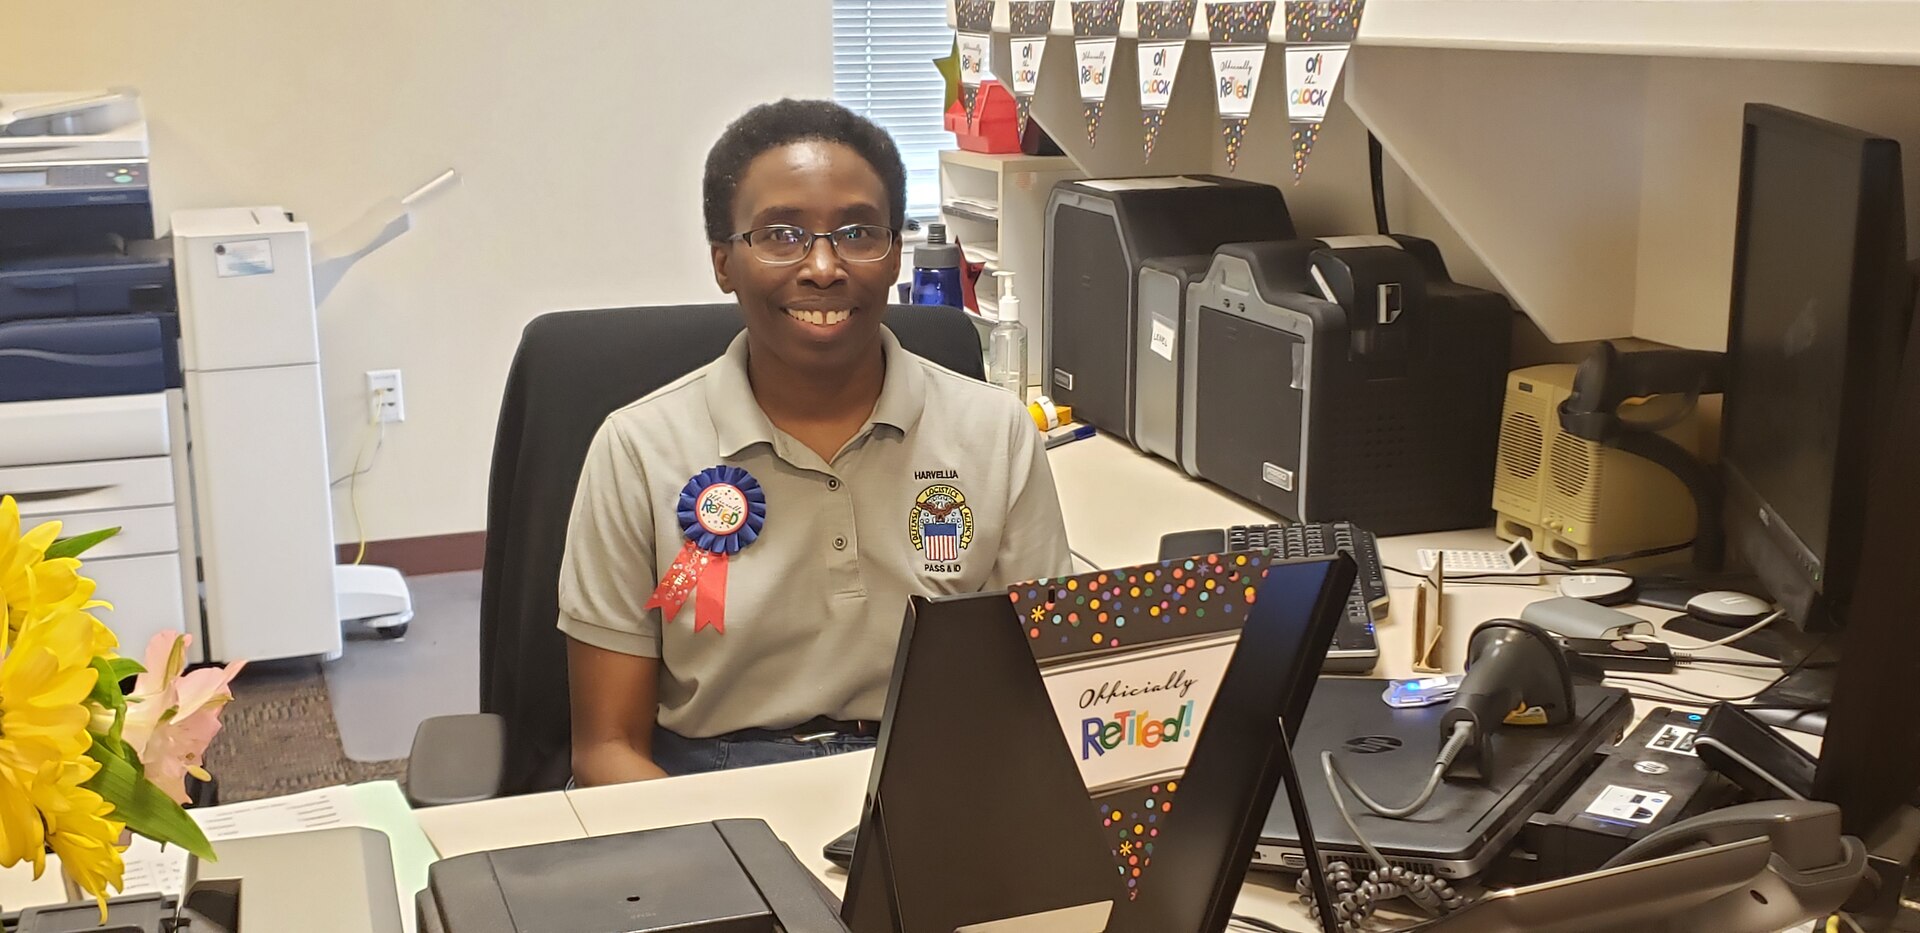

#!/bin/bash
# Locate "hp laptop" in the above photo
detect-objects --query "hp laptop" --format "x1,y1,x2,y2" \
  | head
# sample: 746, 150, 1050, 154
1255, 678, 1632, 879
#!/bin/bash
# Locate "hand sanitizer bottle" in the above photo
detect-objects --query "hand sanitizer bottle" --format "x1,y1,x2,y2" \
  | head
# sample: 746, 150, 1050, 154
986, 270, 1029, 397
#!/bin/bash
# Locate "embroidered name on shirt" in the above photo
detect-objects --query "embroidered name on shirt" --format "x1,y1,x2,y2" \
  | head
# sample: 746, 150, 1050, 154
914, 469, 960, 480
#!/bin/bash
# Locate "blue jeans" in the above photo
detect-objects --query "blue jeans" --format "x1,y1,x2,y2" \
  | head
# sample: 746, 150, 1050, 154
651, 727, 877, 777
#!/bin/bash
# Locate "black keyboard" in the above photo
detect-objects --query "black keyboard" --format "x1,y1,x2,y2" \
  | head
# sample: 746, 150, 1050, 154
1159, 522, 1385, 673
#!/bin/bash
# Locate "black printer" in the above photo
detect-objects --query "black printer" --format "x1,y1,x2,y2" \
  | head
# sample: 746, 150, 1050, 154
1179, 236, 1512, 535
421, 821, 847, 933
1044, 176, 1294, 443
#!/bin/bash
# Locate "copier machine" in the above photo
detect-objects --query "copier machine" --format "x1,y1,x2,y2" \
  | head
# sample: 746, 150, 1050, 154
0, 91, 198, 653
1173, 236, 1512, 535
0, 90, 420, 663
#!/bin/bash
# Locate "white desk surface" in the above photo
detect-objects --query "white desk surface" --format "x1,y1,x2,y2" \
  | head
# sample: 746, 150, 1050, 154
393, 431, 1793, 933
541, 434, 1792, 931
413, 788, 585, 859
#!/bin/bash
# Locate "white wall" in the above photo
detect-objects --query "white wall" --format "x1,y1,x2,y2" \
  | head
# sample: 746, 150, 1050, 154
1350, 46, 1920, 349
2, 1, 835, 542
1633, 56, 1920, 350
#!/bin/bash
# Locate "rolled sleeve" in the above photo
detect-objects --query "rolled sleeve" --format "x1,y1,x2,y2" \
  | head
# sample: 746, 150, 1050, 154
989, 401, 1073, 587
557, 417, 664, 658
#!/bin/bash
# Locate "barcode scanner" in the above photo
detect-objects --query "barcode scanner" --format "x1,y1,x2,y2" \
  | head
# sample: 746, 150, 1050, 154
1441, 619, 1579, 781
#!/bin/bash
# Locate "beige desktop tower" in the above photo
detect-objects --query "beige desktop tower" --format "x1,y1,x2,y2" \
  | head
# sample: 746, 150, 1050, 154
1492, 364, 1706, 563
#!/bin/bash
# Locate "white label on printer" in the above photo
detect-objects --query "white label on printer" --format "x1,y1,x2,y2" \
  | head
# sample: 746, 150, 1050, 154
1261, 462, 1294, 492
1585, 785, 1672, 825
214, 238, 275, 278
1646, 724, 1700, 757
1053, 368, 1075, 391
1149, 318, 1177, 361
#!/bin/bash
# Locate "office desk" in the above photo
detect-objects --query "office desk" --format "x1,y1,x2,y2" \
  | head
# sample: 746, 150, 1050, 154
413, 789, 585, 858
1048, 434, 1787, 721
562, 750, 1332, 930
544, 434, 1792, 932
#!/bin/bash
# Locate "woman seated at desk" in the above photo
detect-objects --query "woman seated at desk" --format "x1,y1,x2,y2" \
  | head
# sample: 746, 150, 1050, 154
558, 100, 1071, 785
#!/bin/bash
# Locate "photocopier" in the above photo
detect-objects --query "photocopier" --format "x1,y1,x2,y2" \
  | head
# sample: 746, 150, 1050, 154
0, 89, 421, 665
0, 90, 198, 652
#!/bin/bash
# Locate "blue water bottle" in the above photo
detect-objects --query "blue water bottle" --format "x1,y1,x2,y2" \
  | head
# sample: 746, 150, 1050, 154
911, 223, 964, 307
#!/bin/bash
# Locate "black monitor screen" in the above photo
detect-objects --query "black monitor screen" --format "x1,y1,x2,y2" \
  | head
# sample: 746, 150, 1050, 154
1723, 121, 1865, 567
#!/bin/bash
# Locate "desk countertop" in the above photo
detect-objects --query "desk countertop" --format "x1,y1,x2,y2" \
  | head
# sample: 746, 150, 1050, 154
438, 431, 1794, 933
537, 434, 1791, 932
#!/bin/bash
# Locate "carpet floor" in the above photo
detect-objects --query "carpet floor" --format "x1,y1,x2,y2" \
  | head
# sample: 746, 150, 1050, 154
202, 658, 407, 803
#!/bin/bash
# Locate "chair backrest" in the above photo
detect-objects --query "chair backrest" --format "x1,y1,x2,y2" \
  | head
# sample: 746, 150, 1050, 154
479, 303, 984, 794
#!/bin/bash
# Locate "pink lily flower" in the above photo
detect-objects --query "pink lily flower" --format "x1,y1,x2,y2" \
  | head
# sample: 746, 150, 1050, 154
118, 632, 245, 804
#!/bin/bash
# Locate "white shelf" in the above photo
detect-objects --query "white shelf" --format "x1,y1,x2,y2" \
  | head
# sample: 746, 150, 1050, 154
1361, 1, 1920, 67
942, 200, 1001, 224
956, 0, 1920, 65
970, 0, 1920, 350
963, 243, 1001, 265
938, 149, 1081, 389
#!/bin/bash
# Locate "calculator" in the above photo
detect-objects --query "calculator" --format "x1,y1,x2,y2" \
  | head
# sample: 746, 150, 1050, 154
1416, 536, 1541, 582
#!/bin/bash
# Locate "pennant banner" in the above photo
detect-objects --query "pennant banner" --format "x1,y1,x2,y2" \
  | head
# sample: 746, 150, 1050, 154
1205, 1, 1276, 171
957, 0, 998, 121
1283, 0, 1365, 180
1008, 1, 1056, 138
1071, 0, 1123, 147
1135, 1, 1196, 162
1013, 551, 1276, 904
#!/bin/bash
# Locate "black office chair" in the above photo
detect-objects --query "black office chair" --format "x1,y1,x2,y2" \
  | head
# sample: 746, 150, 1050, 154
403, 303, 986, 806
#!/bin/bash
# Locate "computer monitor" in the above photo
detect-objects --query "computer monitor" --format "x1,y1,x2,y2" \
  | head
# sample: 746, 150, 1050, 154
1720, 103, 1915, 631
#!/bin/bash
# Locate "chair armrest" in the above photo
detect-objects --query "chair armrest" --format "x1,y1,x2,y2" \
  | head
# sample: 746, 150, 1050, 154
404, 713, 507, 808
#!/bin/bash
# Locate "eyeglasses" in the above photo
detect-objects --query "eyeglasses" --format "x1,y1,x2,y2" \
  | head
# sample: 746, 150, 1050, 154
727, 224, 898, 265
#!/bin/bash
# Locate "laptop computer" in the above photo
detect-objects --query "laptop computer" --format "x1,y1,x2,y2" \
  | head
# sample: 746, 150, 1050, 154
1254, 678, 1632, 880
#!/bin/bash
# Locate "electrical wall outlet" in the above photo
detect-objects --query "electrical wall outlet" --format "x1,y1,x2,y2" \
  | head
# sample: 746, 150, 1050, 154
366, 369, 405, 423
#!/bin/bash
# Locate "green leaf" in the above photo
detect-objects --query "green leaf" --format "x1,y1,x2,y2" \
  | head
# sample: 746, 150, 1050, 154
106, 658, 146, 683
45, 527, 120, 561
86, 658, 128, 751
84, 737, 215, 862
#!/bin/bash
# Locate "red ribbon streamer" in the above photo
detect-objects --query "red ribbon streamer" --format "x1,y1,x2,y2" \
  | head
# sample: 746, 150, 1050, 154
645, 542, 729, 633
694, 553, 728, 634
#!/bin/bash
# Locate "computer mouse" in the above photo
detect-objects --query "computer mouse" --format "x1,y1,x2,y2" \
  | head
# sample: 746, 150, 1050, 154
1556, 572, 1635, 606
1685, 590, 1774, 626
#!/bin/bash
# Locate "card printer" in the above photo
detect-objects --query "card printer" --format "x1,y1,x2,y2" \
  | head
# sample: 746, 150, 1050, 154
420, 820, 848, 933
1044, 176, 1295, 443
0, 90, 176, 403
1177, 236, 1512, 535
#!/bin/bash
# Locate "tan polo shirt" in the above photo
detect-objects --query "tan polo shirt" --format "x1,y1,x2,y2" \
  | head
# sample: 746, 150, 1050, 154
558, 328, 1071, 738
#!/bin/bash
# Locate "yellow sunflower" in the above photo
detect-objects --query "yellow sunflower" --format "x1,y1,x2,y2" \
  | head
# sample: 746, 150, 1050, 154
0, 607, 125, 902
0, 497, 113, 653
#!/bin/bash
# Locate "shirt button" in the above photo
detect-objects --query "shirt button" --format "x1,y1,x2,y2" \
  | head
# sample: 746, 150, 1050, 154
827, 478, 841, 491
834, 536, 848, 550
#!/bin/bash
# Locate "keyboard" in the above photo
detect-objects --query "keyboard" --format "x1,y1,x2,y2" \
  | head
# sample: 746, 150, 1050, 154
1158, 522, 1385, 674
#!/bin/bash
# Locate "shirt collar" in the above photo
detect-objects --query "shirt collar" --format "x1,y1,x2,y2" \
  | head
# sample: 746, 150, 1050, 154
706, 328, 928, 458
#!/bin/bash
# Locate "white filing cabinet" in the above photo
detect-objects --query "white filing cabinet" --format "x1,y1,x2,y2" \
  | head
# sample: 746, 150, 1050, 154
0, 393, 192, 654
